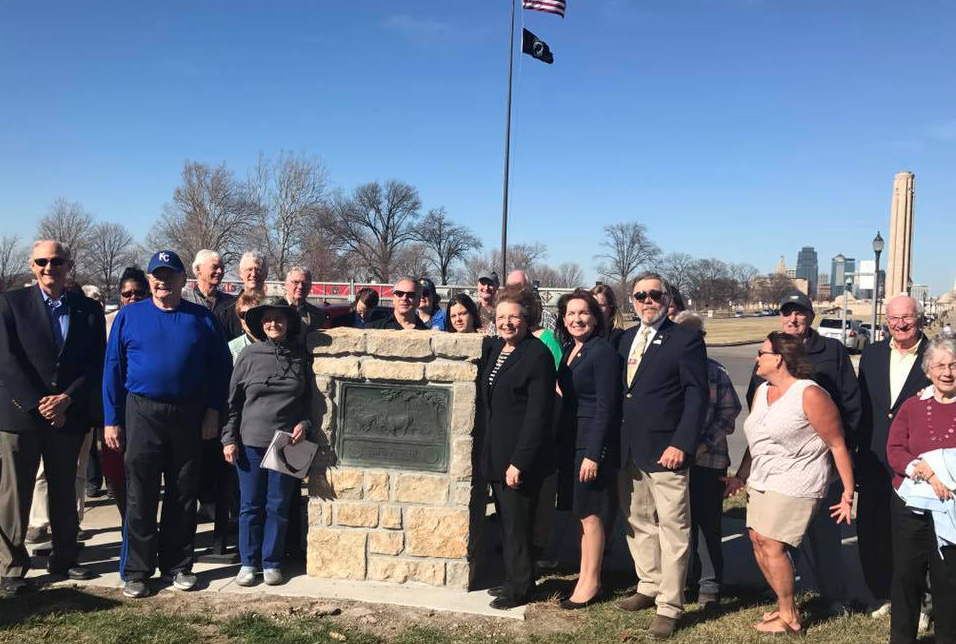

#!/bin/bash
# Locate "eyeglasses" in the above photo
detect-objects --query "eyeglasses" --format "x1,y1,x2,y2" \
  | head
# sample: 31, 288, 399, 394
120, 290, 146, 299
632, 290, 664, 303
929, 363, 956, 374
393, 290, 415, 300
887, 315, 918, 324
757, 350, 778, 357
33, 257, 66, 267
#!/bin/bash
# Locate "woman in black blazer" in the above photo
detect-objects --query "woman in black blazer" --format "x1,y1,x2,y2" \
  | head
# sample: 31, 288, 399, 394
555, 289, 621, 609
479, 284, 557, 610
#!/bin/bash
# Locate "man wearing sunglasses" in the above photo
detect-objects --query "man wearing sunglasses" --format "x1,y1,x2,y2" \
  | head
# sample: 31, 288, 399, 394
615, 271, 708, 639
744, 289, 861, 617
0, 240, 107, 594
369, 277, 427, 330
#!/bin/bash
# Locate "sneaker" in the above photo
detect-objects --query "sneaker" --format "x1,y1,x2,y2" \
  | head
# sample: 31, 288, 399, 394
25, 525, 49, 544
869, 601, 891, 618
123, 580, 149, 598
827, 601, 851, 618
263, 568, 284, 586
171, 572, 198, 591
918, 610, 932, 634
235, 567, 257, 587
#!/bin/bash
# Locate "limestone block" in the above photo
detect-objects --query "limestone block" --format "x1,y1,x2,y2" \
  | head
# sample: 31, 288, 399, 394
312, 357, 361, 379
362, 359, 424, 382
329, 468, 363, 500
334, 502, 379, 528
365, 331, 432, 358
425, 360, 477, 382
430, 332, 484, 360
449, 437, 473, 480
309, 467, 335, 499
368, 531, 404, 556
452, 483, 472, 507
311, 328, 367, 356
365, 471, 390, 502
367, 557, 445, 586
381, 505, 402, 529
314, 376, 334, 395
404, 507, 469, 558
394, 473, 449, 505
450, 384, 477, 436
307, 529, 367, 580
446, 561, 471, 589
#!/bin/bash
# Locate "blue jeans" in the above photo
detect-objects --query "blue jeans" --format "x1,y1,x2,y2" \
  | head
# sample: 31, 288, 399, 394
235, 445, 296, 570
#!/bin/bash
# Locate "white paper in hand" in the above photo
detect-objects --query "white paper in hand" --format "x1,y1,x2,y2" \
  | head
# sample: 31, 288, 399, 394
261, 431, 318, 479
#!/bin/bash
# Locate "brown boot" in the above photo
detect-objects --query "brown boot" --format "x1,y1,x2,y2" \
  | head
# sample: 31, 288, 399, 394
648, 615, 678, 640
616, 592, 656, 612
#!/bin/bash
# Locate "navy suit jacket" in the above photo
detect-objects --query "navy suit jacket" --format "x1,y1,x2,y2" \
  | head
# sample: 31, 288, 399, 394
557, 335, 622, 464
0, 285, 106, 433
617, 318, 709, 472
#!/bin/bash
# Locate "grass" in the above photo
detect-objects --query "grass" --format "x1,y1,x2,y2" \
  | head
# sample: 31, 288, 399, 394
0, 585, 919, 644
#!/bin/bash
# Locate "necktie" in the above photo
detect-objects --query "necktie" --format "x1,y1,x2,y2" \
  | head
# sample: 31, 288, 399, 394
626, 326, 652, 386
47, 298, 66, 351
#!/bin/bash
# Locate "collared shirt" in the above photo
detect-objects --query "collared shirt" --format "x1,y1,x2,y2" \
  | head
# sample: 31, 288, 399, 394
39, 285, 70, 349
626, 315, 666, 356
695, 359, 742, 470
889, 336, 923, 407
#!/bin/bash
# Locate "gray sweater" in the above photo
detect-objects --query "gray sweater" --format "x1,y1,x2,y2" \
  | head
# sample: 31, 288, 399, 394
222, 340, 313, 448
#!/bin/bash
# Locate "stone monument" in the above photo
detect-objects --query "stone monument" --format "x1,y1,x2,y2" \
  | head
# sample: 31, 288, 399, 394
886, 171, 915, 297
305, 328, 485, 589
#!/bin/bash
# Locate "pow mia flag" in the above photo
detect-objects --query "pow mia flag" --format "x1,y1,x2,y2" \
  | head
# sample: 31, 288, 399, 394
522, 28, 554, 64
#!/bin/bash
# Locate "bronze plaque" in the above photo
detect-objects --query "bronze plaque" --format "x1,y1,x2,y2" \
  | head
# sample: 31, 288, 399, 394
337, 382, 450, 472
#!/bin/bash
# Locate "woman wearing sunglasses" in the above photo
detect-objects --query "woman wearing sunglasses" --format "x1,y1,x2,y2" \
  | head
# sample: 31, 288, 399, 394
416, 277, 445, 330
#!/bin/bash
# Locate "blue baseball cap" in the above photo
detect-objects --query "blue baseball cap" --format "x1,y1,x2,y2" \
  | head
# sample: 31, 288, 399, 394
147, 250, 185, 274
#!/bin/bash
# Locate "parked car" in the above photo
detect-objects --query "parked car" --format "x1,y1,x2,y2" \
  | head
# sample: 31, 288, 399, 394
734, 311, 744, 318
818, 317, 869, 353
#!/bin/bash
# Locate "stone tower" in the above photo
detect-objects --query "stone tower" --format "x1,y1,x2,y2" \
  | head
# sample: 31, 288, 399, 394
886, 171, 915, 297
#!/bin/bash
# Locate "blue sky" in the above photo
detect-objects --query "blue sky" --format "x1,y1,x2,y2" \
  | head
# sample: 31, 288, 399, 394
1, 1, 954, 293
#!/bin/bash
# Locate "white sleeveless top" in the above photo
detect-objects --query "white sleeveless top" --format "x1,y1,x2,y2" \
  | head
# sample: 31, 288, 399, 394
744, 379, 833, 499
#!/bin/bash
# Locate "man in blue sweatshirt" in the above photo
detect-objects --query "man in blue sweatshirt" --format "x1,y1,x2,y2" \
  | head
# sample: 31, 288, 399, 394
103, 250, 230, 599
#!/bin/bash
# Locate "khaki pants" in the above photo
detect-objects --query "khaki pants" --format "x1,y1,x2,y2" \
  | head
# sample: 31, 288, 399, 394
618, 458, 691, 619
30, 431, 93, 528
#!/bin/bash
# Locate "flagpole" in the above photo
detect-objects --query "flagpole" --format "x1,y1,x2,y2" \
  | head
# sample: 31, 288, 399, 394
500, 0, 516, 279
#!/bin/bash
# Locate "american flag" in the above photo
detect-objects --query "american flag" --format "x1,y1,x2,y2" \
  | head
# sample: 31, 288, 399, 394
522, 0, 566, 18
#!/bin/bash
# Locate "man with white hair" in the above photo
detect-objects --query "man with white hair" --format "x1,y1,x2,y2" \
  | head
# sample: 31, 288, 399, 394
856, 294, 932, 618
217, 251, 268, 340
181, 249, 236, 316
283, 266, 327, 344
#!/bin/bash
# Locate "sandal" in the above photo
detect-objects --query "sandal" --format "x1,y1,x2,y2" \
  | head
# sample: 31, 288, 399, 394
753, 616, 805, 636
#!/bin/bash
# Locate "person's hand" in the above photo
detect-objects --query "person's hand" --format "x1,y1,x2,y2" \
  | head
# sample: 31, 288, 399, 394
291, 422, 306, 445
505, 465, 522, 489
579, 458, 598, 483
50, 410, 66, 428
201, 408, 219, 441
223, 443, 237, 465
104, 425, 122, 451
927, 473, 954, 502
38, 394, 71, 420
912, 460, 937, 484
657, 446, 685, 470
720, 475, 746, 498
830, 492, 854, 524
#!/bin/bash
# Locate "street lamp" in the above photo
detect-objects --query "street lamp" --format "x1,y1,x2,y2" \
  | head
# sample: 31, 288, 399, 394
872, 231, 884, 341
842, 275, 853, 346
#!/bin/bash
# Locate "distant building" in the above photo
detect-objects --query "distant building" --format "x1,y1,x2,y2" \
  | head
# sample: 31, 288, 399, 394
774, 256, 788, 276
785, 269, 797, 279
831, 254, 857, 297
817, 282, 832, 301
796, 246, 818, 297
911, 284, 930, 304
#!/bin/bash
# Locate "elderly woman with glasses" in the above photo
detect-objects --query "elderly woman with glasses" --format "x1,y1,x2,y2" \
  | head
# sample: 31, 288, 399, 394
724, 332, 854, 635
886, 334, 956, 644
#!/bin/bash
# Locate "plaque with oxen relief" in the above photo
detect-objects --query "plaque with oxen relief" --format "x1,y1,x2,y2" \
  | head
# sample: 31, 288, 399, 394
336, 382, 450, 472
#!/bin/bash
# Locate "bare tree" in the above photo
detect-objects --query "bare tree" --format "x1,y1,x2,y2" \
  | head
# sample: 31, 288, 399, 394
393, 243, 431, 280
729, 262, 760, 306
331, 180, 422, 283
595, 222, 660, 287
659, 252, 697, 295
247, 151, 330, 278
463, 243, 549, 284
36, 198, 95, 268
462, 252, 495, 285
537, 262, 584, 288
757, 273, 796, 305
0, 233, 27, 292
148, 161, 255, 268
86, 222, 135, 299
413, 208, 481, 284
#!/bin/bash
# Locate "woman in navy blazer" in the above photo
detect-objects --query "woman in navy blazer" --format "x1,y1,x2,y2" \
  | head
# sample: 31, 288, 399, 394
555, 289, 621, 609
479, 284, 557, 610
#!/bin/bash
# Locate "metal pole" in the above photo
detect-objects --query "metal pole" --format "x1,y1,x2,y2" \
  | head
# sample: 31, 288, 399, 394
872, 249, 881, 342
499, 0, 516, 279
842, 279, 849, 346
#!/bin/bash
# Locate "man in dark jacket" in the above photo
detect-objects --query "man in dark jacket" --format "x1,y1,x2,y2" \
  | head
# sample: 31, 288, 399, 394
615, 272, 709, 640
282, 267, 328, 342
745, 290, 861, 615
0, 240, 106, 593
856, 294, 931, 616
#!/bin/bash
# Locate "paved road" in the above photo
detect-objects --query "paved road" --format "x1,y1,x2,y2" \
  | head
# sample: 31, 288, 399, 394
707, 343, 760, 469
